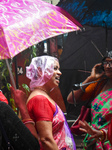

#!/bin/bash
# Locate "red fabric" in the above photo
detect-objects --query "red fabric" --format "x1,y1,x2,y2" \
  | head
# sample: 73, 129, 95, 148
27, 95, 56, 122
0, 91, 8, 104
108, 118, 112, 145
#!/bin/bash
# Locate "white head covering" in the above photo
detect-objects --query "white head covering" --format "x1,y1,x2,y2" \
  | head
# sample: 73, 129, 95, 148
26, 55, 58, 91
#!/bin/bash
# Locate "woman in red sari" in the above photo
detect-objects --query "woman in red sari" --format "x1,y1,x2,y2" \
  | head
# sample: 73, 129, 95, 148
11, 55, 76, 150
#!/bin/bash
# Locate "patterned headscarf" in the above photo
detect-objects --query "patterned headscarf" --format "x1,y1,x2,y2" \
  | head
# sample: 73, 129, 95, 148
26, 55, 58, 91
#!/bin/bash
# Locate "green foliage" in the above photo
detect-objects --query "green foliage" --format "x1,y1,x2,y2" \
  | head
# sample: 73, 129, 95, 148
7, 83, 11, 91
32, 45, 37, 57
0, 43, 43, 107
22, 84, 30, 96
0, 60, 10, 92
0, 60, 10, 83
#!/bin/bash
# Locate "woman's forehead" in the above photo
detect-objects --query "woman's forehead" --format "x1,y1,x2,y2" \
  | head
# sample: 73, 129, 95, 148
54, 60, 59, 65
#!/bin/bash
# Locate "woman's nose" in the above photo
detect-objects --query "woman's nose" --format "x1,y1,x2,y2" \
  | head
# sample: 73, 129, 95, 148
58, 70, 62, 75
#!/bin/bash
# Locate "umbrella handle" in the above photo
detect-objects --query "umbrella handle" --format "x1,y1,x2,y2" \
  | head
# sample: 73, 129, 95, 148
5, 59, 16, 90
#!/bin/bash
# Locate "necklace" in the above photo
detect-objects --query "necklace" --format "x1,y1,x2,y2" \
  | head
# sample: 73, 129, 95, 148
35, 87, 49, 95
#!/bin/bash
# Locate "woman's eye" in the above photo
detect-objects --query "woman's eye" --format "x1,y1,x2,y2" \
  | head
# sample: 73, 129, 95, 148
54, 67, 57, 70
54, 66, 58, 70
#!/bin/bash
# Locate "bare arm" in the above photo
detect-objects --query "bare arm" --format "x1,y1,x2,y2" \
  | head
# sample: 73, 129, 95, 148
67, 63, 105, 104
67, 76, 94, 104
10, 86, 39, 140
36, 121, 59, 150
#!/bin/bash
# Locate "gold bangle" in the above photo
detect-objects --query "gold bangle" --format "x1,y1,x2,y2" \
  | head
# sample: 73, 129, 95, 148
99, 130, 105, 142
95, 130, 105, 142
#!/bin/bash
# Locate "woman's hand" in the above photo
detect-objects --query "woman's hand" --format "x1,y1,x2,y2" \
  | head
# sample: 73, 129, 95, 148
90, 63, 105, 80
79, 120, 102, 140
10, 86, 27, 107
10, 87, 39, 140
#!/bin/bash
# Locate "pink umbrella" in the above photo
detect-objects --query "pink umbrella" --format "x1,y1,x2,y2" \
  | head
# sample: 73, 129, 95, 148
0, 0, 82, 59
0, 0, 82, 89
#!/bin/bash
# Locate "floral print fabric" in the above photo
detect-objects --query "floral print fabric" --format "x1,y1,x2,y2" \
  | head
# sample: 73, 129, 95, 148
83, 88, 112, 150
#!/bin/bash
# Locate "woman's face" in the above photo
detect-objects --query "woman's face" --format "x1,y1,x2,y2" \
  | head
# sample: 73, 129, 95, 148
103, 58, 112, 78
49, 60, 62, 87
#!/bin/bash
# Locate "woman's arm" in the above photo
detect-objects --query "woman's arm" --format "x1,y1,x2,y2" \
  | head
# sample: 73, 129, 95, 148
67, 63, 105, 104
79, 120, 107, 142
67, 76, 94, 104
36, 121, 59, 150
10, 86, 39, 140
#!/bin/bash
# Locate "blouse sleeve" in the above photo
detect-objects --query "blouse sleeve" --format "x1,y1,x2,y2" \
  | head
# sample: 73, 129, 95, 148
27, 95, 56, 122
81, 79, 105, 101
81, 82, 97, 101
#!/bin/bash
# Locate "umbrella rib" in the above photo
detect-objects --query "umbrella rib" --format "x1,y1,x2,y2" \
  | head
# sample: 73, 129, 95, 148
78, 32, 104, 58
77, 70, 91, 73
91, 40, 104, 58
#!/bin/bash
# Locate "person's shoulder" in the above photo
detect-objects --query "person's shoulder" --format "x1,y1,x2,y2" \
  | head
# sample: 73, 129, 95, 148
27, 93, 49, 104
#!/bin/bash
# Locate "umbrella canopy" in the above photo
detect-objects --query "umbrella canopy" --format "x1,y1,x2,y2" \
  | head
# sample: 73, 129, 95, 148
0, 0, 82, 59
60, 25, 112, 71
58, 0, 112, 29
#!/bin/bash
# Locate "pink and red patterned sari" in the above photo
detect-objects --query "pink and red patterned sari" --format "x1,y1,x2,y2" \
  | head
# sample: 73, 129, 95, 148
53, 104, 76, 150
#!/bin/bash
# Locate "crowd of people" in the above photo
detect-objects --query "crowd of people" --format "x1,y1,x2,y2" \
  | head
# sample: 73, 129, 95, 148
0, 51, 112, 149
